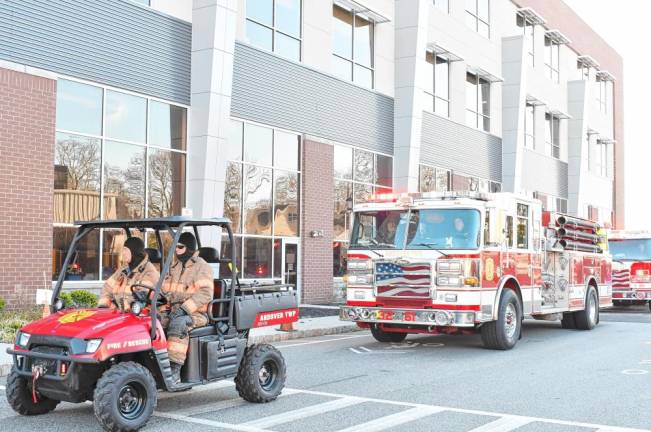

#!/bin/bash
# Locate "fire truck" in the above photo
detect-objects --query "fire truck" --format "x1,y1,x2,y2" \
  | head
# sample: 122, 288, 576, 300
608, 230, 651, 311
340, 192, 612, 350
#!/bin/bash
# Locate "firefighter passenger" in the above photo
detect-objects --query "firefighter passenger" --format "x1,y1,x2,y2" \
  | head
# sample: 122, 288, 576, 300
98, 237, 159, 311
161, 232, 214, 383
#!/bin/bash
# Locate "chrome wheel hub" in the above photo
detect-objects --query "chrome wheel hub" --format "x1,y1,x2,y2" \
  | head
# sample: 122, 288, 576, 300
504, 303, 518, 339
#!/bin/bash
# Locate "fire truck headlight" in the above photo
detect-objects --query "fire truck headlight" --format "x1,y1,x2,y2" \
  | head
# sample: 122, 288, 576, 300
444, 293, 457, 302
348, 275, 372, 285
437, 260, 462, 274
349, 260, 372, 270
437, 276, 461, 287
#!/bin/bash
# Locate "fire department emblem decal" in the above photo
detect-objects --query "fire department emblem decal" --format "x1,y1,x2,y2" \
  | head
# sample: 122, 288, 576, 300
485, 258, 495, 282
58, 310, 96, 324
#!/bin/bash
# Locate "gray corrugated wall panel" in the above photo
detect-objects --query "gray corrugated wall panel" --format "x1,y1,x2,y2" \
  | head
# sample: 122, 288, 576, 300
420, 112, 502, 182
0, 0, 191, 104
520, 149, 569, 198
232, 43, 394, 154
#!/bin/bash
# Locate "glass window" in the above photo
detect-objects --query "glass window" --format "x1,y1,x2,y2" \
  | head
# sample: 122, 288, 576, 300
275, 0, 301, 37
149, 101, 187, 150
419, 165, 436, 192
246, 0, 301, 61
333, 55, 353, 81
516, 203, 529, 249
243, 165, 273, 235
424, 52, 450, 116
466, 0, 490, 37
436, 168, 450, 191
56, 80, 103, 136
274, 170, 299, 236
524, 102, 535, 149
332, 4, 374, 88
545, 112, 561, 159
544, 36, 560, 83
223, 162, 242, 233
273, 130, 300, 171
246, 0, 273, 26
244, 123, 273, 166
102, 229, 144, 279
54, 133, 101, 223
246, 20, 273, 51
334, 145, 353, 179
353, 64, 373, 88
105, 90, 147, 143
354, 149, 374, 183
333, 5, 353, 58
243, 237, 272, 278
219, 235, 242, 279
505, 215, 514, 248
334, 180, 352, 241
53, 227, 100, 281
466, 72, 490, 132
354, 14, 373, 68
354, 183, 373, 205
275, 32, 301, 61
227, 120, 244, 162
433, 0, 449, 12
103, 141, 145, 220
375, 154, 392, 187
333, 242, 348, 277
147, 150, 186, 217
517, 14, 536, 67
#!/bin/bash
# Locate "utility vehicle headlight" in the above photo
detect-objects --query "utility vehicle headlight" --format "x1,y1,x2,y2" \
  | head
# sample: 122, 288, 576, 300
85, 339, 103, 353
131, 301, 144, 315
17, 332, 31, 348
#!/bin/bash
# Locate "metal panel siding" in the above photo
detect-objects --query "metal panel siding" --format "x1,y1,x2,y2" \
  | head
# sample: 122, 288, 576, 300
232, 43, 394, 154
0, 0, 191, 104
420, 112, 502, 181
521, 149, 569, 197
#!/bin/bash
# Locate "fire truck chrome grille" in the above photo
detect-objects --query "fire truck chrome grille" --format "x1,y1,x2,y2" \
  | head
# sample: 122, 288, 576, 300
374, 260, 432, 298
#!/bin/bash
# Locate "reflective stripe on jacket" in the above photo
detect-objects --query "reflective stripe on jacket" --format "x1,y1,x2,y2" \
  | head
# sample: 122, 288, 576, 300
98, 257, 159, 310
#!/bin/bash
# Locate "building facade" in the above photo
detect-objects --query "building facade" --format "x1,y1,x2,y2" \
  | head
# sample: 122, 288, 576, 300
0, 0, 623, 307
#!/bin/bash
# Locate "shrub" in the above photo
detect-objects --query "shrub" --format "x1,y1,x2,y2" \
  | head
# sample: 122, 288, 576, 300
60, 290, 98, 309
0, 298, 5, 312
0, 309, 42, 344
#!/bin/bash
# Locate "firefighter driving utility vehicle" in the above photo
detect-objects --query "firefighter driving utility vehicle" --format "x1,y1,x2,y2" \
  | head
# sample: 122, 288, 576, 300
5, 217, 298, 432
609, 230, 651, 311
340, 192, 612, 350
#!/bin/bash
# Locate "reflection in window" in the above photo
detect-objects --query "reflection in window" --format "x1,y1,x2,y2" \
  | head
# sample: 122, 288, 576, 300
245, 0, 301, 61
424, 52, 450, 117
333, 242, 348, 277
105, 90, 147, 143
516, 203, 529, 249
545, 112, 561, 159
243, 237, 272, 278
224, 162, 242, 233
103, 141, 145, 220
274, 171, 299, 236
354, 183, 373, 204
52, 227, 99, 281
332, 4, 374, 88
465, 72, 490, 132
147, 150, 186, 217
56, 80, 103, 135
54, 133, 101, 223
466, 0, 490, 37
102, 229, 144, 279
419, 165, 451, 193
149, 101, 187, 150
227, 120, 244, 162
334, 145, 353, 179
243, 165, 273, 235
354, 149, 374, 183
334, 180, 352, 241
274, 130, 300, 171
219, 235, 242, 279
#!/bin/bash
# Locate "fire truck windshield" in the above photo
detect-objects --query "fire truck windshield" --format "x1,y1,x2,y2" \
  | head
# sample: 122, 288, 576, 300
350, 208, 481, 250
609, 239, 651, 261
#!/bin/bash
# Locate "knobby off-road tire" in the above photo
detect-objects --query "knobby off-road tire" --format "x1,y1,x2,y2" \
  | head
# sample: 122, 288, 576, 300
574, 286, 599, 330
480, 288, 522, 350
93, 361, 157, 432
6, 369, 59, 415
235, 344, 286, 403
370, 325, 408, 343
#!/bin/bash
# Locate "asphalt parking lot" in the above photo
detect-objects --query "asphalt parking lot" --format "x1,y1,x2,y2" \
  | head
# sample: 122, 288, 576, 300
1, 305, 650, 432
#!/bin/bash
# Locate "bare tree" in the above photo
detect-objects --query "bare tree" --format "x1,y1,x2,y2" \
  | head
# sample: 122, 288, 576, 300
55, 136, 101, 190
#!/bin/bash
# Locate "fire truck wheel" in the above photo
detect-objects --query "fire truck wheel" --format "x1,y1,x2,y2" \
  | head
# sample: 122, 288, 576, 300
574, 286, 599, 330
480, 289, 521, 350
93, 361, 158, 432
370, 325, 408, 343
235, 344, 286, 403
560, 312, 577, 329
6, 369, 60, 415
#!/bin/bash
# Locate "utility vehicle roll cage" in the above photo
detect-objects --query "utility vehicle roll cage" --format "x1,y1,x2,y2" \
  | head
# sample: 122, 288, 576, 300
52, 216, 237, 340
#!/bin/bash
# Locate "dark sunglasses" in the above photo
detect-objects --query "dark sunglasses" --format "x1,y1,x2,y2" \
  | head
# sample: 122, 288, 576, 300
176, 244, 187, 249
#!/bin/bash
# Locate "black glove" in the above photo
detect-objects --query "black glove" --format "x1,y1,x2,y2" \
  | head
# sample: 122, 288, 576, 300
169, 307, 188, 321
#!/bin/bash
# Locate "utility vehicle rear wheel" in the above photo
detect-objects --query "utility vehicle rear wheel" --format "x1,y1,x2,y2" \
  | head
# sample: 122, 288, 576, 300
480, 288, 521, 350
575, 286, 599, 330
93, 361, 157, 432
6, 369, 59, 415
235, 344, 286, 403
370, 325, 408, 343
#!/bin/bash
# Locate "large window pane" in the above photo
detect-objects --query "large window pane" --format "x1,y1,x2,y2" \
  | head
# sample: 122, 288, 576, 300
246, 0, 273, 26
435, 56, 449, 100
334, 181, 352, 241
478, 0, 489, 21
52, 227, 99, 281
243, 165, 272, 235
149, 101, 187, 150
219, 235, 242, 279
419, 165, 435, 192
102, 229, 144, 279
353, 64, 373, 88
243, 237, 272, 278
375, 154, 392, 187
354, 14, 373, 67
54, 133, 101, 223
354, 149, 374, 183
436, 168, 450, 191
274, 130, 300, 171
227, 120, 243, 162
452, 173, 472, 191
334, 145, 353, 179
466, 73, 477, 112
244, 123, 273, 166
103, 141, 145, 220
148, 150, 186, 217
274, 170, 299, 236
275, 0, 301, 37
333, 242, 348, 277
425, 52, 434, 94
246, 20, 273, 51
275, 32, 301, 61
332, 56, 353, 81
105, 90, 147, 143
223, 162, 242, 233
354, 183, 373, 204
333, 5, 353, 59
56, 80, 103, 136
479, 78, 490, 116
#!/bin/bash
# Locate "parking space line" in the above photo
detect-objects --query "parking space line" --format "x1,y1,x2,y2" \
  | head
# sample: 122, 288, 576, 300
276, 334, 369, 348
174, 388, 301, 417
466, 416, 532, 432
335, 406, 444, 432
153, 411, 273, 432
242, 396, 364, 428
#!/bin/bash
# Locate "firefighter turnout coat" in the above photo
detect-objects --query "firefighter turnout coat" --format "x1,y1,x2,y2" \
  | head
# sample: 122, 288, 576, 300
98, 257, 159, 311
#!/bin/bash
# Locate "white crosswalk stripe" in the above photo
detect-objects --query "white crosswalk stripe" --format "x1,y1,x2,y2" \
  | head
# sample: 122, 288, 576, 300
242, 396, 364, 428
335, 406, 445, 432
466, 416, 532, 432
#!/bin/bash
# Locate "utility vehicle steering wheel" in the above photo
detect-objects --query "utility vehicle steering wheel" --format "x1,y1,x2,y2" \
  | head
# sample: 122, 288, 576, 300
130, 284, 167, 307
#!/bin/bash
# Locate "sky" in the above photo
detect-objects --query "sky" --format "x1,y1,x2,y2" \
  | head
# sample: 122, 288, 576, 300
563, 0, 650, 230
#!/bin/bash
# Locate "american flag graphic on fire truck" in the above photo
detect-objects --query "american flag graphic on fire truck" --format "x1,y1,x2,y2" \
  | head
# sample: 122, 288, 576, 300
375, 261, 431, 298
612, 268, 630, 290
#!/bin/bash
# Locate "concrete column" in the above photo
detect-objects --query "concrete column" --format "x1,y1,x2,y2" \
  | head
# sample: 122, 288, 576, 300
393, 0, 430, 193
187, 0, 238, 244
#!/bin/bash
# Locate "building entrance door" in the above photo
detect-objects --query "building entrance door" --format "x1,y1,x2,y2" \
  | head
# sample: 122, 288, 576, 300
282, 239, 300, 299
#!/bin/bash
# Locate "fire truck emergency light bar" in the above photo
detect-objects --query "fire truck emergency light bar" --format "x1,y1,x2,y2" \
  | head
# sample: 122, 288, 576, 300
368, 191, 492, 203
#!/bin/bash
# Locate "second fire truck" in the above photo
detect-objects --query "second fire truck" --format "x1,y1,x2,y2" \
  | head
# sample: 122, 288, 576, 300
609, 230, 651, 311
340, 192, 612, 350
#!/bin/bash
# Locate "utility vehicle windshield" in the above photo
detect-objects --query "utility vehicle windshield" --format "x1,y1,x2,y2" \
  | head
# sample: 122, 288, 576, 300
349, 208, 481, 250
609, 239, 651, 261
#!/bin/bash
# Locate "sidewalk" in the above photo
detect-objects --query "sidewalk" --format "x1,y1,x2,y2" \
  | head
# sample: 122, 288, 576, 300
0, 314, 361, 377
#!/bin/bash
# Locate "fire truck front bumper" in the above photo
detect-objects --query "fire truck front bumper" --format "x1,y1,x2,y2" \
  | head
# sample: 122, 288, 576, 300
613, 289, 651, 301
340, 306, 477, 327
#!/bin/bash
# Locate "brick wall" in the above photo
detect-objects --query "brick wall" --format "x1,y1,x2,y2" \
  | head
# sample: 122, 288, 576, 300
301, 139, 334, 304
0, 67, 56, 309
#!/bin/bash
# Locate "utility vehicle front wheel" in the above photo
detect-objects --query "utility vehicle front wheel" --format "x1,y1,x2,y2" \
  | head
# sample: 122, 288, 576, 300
6, 369, 59, 415
370, 325, 408, 343
93, 361, 157, 432
235, 344, 286, 403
